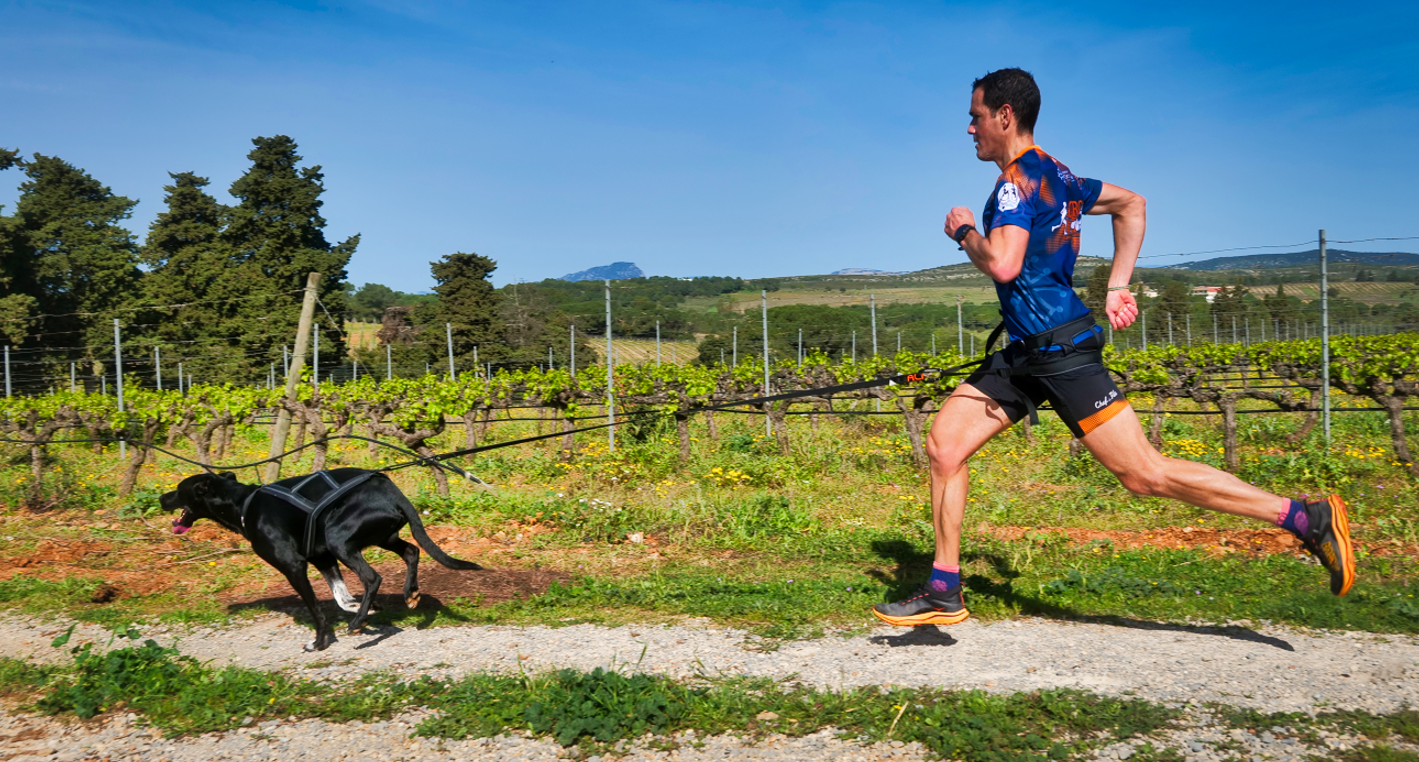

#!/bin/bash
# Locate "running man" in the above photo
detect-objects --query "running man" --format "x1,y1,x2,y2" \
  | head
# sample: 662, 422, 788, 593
872, 68, 1355, 627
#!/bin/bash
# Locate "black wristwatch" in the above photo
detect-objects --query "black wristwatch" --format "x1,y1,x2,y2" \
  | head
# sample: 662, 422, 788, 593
952, 224, 974, 246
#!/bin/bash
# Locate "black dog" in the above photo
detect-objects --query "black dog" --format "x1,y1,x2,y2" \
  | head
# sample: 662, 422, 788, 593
159, 468, 481, 651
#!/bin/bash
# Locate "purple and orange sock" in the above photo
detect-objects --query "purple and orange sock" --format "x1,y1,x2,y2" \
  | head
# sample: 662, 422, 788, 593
929, 562, 960, 592
1276, 499, 1309, 539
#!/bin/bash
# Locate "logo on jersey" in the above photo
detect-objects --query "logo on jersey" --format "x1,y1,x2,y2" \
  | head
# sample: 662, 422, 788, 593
997, 182, 1020, 211
1057, 166, 1076, 185
1050, 200, 1084, 235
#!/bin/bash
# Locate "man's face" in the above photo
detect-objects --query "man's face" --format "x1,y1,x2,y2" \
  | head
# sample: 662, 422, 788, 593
966, 87, 1008, 162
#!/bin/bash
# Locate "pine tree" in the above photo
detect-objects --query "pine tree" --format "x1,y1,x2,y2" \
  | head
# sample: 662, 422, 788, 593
11, 154, 142, 367
140, 173, 239, 375
222, 136, 357, 381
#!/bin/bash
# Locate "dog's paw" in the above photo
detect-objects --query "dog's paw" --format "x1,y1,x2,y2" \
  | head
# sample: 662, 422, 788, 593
305, 635, 337, 652
405, 591, 421, 609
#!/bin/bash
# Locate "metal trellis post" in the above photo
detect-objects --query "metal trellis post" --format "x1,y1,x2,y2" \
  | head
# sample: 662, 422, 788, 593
605, 280, 615, 452
762, 290, 771, 436
1320, 229, 1331, 445
313, 326, 320, 395
446, 323, 456, 380
113, 319, 125, 459
870, 294, 878, 356
957, 295, 964, 354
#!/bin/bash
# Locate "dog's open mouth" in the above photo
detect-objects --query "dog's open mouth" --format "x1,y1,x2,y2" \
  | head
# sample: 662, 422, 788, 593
172, 509, 194, 535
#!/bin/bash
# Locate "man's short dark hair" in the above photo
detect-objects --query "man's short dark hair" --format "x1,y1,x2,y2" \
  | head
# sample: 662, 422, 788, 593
972, 68, 1040, 134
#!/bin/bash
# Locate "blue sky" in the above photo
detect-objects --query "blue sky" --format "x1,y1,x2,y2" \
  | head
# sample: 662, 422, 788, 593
2, 1, 1416, 290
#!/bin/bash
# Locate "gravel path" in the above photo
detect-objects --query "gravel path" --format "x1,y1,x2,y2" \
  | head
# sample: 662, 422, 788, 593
2, 612, 1416, 760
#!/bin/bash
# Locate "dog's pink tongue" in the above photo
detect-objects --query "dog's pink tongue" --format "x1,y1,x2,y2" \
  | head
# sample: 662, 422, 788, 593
172, 509, 193, 534
171, 523, 190, 535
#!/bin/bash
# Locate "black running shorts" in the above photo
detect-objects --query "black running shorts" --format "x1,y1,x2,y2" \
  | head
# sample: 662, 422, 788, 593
960, 329, 1128, 439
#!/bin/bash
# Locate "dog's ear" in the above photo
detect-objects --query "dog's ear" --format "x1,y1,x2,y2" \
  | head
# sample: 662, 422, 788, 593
219, 472, 239, 481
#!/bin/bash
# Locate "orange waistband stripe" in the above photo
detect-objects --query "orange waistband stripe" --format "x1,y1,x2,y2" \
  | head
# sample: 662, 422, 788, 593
1078, 399, 1128, 435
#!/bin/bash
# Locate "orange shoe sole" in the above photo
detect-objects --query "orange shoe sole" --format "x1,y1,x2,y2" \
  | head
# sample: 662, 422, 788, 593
870, 606, 971, 627
1328, 493, 1356, 597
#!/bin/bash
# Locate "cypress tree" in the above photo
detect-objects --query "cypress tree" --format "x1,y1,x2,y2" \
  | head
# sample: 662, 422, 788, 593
221, 136, 357, 381
419, 252, 507, 371
140, 172, 239, 376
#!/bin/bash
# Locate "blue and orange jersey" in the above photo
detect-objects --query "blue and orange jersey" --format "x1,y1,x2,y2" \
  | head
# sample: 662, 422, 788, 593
981, 145, 1103, 340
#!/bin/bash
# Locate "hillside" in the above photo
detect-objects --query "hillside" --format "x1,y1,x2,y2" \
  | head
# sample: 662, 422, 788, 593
1165, 248, 1419, 271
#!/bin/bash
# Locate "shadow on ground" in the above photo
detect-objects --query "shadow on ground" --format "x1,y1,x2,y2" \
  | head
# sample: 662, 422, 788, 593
224, 564, 573, 630
868, 538, 1294, 651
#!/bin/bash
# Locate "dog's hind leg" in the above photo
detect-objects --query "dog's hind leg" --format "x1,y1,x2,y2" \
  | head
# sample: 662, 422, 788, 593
314, 558, 361, 614
331, 546, 382, 634
379, 536, 421, 608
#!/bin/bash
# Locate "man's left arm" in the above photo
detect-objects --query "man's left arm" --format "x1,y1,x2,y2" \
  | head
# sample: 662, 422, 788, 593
944, 208, 1029, 282
1084, 182, 1146, 330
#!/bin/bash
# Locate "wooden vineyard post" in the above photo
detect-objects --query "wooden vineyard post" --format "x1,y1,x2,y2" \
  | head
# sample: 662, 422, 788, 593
265, 272, 321, 482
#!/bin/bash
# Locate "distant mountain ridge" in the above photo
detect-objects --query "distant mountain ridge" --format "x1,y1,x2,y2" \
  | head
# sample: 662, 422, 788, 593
1163, 249, 1419, 271
831, 268, 905, 276
560, 262, 645, 282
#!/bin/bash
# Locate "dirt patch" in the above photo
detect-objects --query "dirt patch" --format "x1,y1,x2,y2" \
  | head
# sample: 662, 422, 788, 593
983, 525, 1322, 556
981, 524, 1419, 558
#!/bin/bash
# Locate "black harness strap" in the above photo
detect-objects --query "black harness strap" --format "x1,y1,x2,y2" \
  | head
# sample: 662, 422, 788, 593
239, 470, 378, 556
980, 315, 1108, 425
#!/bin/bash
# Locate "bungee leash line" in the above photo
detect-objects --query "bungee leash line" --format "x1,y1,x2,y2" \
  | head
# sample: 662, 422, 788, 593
388, 357, 993, 471
0, 359, 989, 481
0, 433, 481, 485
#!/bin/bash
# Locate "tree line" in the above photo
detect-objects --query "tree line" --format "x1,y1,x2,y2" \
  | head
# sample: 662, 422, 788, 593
0, 138, 598, 392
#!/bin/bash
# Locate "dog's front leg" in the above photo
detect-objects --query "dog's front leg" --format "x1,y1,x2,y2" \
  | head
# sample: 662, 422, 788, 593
276, 563, 337, 651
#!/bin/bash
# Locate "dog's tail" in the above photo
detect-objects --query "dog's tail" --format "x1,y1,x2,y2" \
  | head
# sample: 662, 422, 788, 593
388, 479, 482, 571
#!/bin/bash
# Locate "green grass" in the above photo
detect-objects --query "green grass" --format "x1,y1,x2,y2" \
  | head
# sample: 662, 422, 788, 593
1, 636, 1181, 760
7, 527, 1417, 642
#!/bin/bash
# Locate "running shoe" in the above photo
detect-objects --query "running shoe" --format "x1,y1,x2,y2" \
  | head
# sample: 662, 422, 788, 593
1300, 494, 1356, 596
871, 583, 970, 627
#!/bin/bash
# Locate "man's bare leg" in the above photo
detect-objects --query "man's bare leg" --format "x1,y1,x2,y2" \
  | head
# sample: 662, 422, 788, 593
924, 383, 1018, 566
870, 382, 1016, 626
1080, 402, 1355, 595
1079, 404, 1285, 520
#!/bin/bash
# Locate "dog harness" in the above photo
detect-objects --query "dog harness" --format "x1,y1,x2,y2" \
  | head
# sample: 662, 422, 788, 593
238, 469, 377, 556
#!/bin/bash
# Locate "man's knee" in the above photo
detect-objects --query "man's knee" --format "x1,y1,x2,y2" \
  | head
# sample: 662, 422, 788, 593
926, 434, 968, 475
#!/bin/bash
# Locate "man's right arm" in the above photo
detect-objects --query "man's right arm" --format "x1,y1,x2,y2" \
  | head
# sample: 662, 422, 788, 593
1085, 182, 1146, 330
